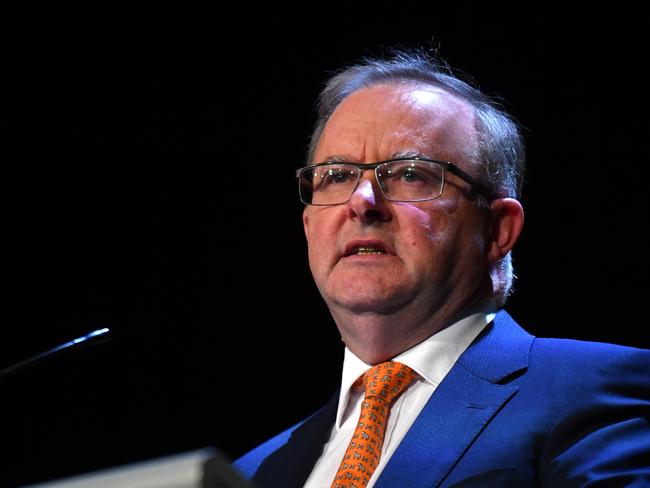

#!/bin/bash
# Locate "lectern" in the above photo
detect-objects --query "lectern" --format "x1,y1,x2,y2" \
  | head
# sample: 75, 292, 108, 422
24, 448, 255, 488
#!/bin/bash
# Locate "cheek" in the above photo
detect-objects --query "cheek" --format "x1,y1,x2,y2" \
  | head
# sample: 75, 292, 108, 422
306, 209, 344, 265
397, 199, 459, 250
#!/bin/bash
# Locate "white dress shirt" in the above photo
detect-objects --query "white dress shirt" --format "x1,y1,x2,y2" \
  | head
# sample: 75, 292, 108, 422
303, 307, 496, 488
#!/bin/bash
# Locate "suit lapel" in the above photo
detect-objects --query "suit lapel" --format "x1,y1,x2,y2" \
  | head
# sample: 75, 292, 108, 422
376, 311, 533, 488
253, 388, 339, 488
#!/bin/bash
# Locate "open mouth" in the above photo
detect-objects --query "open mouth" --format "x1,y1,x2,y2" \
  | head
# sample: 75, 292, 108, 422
354, 247, 387, 255
344, 240, 392, 257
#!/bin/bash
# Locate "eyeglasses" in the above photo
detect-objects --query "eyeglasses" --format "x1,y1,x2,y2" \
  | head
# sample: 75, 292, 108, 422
296, 157, 497, 206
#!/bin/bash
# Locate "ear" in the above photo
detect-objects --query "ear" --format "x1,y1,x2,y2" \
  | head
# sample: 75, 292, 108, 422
302, 206, 310, 241
487, 198, 524, 264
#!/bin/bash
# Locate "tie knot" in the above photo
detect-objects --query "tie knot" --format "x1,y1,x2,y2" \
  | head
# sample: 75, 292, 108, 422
364, 361, 418, 404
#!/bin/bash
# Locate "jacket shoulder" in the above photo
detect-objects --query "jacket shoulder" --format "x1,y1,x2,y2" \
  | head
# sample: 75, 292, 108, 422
530, 337, 650, 374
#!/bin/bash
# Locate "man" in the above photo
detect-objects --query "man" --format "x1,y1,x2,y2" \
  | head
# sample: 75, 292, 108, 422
234, 50, 650, 487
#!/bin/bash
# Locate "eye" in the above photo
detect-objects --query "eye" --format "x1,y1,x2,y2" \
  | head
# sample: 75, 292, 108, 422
388, 166, 435, 184
330, 170, 351, 183
400, 168, 426, 182
379, 160, 444, 198
319, 167, 354, 186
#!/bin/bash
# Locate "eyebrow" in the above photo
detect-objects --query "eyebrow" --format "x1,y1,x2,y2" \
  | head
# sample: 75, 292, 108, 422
317, 150, 433, 164
317, 154, 357, 163
390, 150, 430, 160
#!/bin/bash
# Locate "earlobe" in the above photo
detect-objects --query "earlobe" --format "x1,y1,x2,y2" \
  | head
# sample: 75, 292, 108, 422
488, 198, 524, 263
303, 207, 309, 240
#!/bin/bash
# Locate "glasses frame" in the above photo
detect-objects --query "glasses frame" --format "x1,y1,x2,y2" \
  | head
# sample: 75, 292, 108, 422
295, 157, 498, 206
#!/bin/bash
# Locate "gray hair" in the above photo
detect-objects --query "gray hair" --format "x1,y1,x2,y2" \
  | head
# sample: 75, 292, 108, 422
307, 48, 525, 306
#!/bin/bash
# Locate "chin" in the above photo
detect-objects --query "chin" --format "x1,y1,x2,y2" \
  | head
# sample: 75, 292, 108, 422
319, 269, 417, 315
328, 290, 412, 316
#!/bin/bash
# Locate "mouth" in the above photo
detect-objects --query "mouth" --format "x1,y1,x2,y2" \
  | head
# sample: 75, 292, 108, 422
343, 240, 393, 258
354, 247, 387, 255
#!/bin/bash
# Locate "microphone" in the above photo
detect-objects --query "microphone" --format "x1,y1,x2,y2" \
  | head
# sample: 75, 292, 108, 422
0, 328, 111, 383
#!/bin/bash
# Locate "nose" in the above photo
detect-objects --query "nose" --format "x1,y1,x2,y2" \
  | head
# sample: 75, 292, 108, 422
347, 172, 392, 223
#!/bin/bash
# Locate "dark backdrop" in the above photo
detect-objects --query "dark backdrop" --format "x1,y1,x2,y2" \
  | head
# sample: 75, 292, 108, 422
2, 6, 648, 486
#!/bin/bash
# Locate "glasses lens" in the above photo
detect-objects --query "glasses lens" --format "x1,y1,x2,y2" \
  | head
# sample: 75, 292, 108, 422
300, 164, 359, 205
377, 160, 444, 201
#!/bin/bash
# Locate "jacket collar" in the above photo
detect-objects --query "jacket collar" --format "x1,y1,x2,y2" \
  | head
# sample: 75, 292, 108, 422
458, 309, 533, 383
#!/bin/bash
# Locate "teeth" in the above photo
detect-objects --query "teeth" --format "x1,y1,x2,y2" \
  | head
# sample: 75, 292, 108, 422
356, 247, 386, 255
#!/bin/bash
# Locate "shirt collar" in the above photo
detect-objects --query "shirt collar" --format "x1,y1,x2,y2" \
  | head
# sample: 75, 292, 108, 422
335, 304, 496, 429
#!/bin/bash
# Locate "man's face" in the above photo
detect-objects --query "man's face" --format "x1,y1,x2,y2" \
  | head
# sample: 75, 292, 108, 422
303, 83, 492, 340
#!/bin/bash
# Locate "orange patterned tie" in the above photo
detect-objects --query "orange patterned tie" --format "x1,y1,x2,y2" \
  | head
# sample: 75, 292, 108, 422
331, 361, 418, 488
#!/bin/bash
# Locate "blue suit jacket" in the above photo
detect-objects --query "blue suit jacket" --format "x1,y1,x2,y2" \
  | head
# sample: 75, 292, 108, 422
235, 311, 650, 487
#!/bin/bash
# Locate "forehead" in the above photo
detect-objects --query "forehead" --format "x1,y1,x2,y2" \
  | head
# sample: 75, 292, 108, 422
315, 83, 478, 164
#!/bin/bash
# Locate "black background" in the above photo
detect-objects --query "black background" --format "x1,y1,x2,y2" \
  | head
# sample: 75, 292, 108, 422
2, 6, 649, 486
